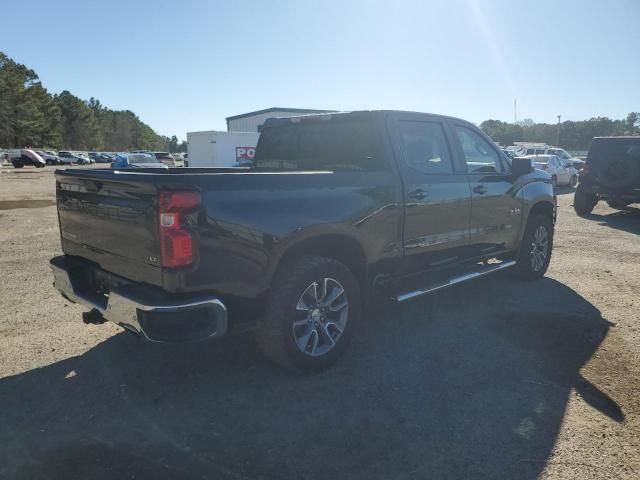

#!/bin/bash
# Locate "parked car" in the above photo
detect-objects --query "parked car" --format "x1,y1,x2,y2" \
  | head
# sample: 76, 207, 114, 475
517, 144, 585, 170
501, 148, 514, 159
50, 110, 556, 372
75, 153, 93, 164
37, 150, 62, 165
522, 154, 578, 187
58, 151, 88, 165
574, 136, 640, 215
94, 153, 114, 163
9, 149, 46, 168
110, 153, 169, 169
152, 152, 177, 166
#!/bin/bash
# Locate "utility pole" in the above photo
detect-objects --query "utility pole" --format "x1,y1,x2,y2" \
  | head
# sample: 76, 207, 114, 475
514, 98, 517, 124
556, 115, 561, 146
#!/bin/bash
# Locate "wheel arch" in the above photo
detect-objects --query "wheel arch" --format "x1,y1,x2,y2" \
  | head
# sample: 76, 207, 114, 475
529, 200, 556, 224
272, 232, 369, 300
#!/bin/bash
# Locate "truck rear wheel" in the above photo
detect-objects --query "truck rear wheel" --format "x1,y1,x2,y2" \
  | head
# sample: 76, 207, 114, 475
255, 255, 361, 373
573, 185, 598, 216
512, 214, 554, 281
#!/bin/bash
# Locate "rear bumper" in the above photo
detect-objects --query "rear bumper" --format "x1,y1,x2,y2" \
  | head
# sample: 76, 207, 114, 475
50, 256, 228, 343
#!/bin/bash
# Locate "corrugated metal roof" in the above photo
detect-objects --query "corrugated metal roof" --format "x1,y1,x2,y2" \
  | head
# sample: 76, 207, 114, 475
226, 107, 336, 122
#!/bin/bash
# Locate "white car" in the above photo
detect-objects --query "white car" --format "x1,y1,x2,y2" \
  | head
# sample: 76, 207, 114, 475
518, 145, 585, 170
524, 154, 578, 187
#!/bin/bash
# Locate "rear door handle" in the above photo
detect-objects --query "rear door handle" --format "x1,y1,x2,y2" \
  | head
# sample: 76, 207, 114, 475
408, 188, 428, 200
473, 185, 487, 195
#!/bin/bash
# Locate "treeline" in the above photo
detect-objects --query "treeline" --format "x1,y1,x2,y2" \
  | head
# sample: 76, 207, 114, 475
0, 52, 186, 152
481, 114, 640, 150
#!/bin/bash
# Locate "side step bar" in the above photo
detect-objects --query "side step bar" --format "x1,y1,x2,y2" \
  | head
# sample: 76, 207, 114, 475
395, 260, 516, 303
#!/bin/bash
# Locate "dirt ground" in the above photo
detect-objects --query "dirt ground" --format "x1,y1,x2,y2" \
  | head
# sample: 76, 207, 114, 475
0, 164, 638, 480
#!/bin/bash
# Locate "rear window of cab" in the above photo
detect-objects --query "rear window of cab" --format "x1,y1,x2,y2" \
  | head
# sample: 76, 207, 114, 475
254, 117, 384, 171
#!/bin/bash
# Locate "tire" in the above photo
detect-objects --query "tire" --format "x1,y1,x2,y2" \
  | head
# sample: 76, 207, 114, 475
254, 255, 361, 373
512, 214, 554, 281
12, 162, 23, 169
551, 175, 557, 188
573, 185, 598, 216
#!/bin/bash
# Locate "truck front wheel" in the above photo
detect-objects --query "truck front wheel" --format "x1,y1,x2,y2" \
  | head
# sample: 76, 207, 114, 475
512, 214, 554, 281
255, 255, 361, 373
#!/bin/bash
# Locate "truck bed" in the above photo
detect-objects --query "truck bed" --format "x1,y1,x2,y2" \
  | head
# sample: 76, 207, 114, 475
54, 167, 399, 299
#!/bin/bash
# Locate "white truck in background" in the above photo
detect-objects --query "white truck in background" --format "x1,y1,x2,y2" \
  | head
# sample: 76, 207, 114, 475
186, 131, 260, 167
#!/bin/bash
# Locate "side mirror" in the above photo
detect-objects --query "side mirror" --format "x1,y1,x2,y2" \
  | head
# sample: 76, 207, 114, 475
512, 156, 533, 178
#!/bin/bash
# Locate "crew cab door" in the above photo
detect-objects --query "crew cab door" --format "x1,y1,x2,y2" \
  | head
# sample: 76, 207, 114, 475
449, 122, 523, 256
391, 114, 472, 274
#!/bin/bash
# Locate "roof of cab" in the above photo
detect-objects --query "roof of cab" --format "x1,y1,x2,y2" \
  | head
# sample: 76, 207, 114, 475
262, 110, 475, 128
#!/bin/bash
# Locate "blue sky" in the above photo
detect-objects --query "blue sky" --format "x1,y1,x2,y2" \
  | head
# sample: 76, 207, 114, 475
3, 0, 639, 139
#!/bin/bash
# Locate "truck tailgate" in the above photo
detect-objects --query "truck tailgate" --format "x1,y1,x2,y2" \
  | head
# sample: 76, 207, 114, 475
55, 169, 163, 286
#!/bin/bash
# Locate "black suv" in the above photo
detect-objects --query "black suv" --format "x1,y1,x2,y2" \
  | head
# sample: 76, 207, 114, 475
574, 136, 640, 215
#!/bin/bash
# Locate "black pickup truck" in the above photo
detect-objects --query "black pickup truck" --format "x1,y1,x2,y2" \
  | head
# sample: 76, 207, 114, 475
50, 111, 556, 372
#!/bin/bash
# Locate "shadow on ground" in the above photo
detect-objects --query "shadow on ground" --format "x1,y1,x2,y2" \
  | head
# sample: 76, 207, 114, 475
584, 205, 640, 235
0, 276, 621, 480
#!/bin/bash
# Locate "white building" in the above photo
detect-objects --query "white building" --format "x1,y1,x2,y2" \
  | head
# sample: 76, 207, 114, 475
226, 107, 336, 133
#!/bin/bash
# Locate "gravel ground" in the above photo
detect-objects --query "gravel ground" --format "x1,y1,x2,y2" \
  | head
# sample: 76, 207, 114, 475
0, 165, 638, 480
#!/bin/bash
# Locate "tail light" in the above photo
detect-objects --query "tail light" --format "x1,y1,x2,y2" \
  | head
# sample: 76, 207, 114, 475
158, 191, 201, 268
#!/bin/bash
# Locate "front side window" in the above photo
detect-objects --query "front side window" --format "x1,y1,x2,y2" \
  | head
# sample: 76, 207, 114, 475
397, 121, 453, 174
455, 126, 501, 173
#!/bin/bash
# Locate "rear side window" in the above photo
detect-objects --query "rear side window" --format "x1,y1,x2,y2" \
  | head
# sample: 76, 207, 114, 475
254, 118, 383, 171
397, 121, 453, 174
455, 126, 502, 173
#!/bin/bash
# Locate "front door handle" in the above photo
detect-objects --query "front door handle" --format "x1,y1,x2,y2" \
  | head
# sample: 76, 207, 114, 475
473, 185, 487, 195
408, 188, 428, 200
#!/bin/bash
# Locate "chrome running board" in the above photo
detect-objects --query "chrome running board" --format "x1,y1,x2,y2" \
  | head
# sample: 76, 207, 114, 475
395, 260, 516, 303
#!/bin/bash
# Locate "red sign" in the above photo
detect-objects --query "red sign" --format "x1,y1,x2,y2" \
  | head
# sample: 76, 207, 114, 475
236, 147, 256, 161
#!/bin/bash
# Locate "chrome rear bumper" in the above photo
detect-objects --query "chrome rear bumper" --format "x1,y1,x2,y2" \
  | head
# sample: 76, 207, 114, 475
50, 256, 227, 343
